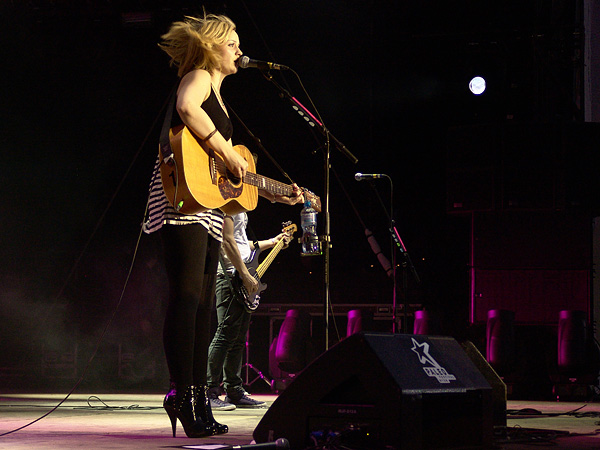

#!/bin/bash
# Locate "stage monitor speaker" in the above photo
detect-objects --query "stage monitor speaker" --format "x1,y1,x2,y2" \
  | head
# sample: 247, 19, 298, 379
254, 332, 493, 450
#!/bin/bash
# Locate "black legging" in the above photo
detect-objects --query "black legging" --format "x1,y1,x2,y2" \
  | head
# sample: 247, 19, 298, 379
161, 223, 220, 386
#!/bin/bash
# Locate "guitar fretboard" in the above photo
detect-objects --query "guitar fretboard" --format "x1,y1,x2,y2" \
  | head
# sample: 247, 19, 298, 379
213, 154, 320, 211
244, 173, 293, 196
213, 159, 292, 195
256, 239, 285, 279
256, 225, 296, 278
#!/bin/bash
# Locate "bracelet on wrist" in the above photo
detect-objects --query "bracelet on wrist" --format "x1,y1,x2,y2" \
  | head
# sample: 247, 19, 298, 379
199, 128, 217, 142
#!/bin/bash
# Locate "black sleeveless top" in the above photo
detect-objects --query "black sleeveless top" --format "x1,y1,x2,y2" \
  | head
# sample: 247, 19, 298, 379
202, 88, 233, 141
172, 87, 233, 141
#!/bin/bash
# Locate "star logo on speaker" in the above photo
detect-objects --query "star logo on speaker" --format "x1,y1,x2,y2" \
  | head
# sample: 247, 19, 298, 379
410, 338, 457, 384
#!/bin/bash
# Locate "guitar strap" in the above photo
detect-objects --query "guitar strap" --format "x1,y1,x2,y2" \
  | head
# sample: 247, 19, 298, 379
159, 83, 179, 165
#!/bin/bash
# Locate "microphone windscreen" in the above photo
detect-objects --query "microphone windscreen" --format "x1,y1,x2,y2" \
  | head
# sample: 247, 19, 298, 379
239, 55, 250, 68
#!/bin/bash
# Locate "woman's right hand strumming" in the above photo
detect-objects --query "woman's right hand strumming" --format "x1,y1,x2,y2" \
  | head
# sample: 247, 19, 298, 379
222, 147, 248, 180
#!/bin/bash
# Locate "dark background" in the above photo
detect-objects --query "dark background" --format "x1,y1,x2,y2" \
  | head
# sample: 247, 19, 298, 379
1, 1, 598, 392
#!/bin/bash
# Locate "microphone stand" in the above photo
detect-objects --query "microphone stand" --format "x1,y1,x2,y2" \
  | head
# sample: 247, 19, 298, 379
261, 71, 357, 350
258, 72, 357, 163
391, 221, 421, 332
368, 178, 421, 333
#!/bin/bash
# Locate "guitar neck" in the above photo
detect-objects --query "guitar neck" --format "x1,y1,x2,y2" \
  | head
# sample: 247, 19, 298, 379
212, 150, 321, 211
244, 173, 294, 197
244, 173, 321, 212
256, 239, 286, 279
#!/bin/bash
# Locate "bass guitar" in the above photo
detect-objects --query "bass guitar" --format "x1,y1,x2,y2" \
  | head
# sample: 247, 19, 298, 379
231, 222, 297, 312
159, 126, 321, 215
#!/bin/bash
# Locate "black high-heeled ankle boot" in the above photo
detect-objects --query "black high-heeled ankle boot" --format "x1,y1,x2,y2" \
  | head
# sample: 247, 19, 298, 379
163, 384, 214, 438
194, 385, 228, 435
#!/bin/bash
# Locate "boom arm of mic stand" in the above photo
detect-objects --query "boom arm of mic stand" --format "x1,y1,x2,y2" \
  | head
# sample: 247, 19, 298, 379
261, 73, 358, 164
390, 224, 421, 285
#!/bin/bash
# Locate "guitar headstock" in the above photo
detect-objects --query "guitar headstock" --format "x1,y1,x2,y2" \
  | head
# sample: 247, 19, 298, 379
302, 189, 322, 213
280, 221, 297, 247
281, 221, 298, 236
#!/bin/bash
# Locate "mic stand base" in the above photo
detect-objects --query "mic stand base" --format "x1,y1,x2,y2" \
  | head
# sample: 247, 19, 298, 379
242, 363, 272, 388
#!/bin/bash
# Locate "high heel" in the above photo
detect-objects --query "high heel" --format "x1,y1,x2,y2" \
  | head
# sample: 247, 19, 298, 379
163, 384, 214, 438
163, 384, 178, 437
165, 407, 178, 437
195, 385, 228, 435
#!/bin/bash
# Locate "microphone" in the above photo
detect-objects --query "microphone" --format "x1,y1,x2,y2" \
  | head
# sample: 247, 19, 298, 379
238, 55, 289, 71
229, 438, 290, 449
354, 173, 385, 181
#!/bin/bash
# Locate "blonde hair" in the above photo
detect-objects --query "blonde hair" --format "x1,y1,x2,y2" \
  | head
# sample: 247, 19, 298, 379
158, 13, 236, 77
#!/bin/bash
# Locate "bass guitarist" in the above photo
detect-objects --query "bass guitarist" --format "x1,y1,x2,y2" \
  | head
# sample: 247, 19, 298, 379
207, 213, 292, 409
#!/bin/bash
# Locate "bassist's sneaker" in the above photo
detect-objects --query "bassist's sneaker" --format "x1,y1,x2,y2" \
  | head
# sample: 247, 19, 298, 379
224, 392, 266, 408
208, 393, 236, 411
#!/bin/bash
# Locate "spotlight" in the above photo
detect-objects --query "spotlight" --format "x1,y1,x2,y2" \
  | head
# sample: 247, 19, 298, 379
346, 309, 363, 337
274, 309, 311, 374
557, 310, 588, 375
469, 76, 486, 95
486, 309, 515, 374
413, 310, 430, 335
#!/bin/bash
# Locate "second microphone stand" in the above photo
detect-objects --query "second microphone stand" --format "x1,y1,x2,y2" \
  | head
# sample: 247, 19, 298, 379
262, 71, 357, 350
370, 177, 421, 333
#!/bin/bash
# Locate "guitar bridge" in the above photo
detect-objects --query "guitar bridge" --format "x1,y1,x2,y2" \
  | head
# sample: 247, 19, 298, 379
209, 151, 218, 185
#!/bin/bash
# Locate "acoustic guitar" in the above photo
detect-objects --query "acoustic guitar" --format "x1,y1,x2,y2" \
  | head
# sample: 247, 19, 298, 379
159, 126, 321, 215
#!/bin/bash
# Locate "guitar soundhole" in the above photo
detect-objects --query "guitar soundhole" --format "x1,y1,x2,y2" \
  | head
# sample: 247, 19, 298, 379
218, 175, 243, 200
226, 168, 241, 186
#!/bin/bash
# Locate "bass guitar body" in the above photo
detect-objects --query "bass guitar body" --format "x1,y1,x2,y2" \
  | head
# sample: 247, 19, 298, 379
230, 249, 266, 312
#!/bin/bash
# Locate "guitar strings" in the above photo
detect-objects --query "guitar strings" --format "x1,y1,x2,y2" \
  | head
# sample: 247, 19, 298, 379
256, 240, 283, 279
210, 147, 322, 212
213, 156, 293, 195
255, 225, 295, 278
